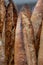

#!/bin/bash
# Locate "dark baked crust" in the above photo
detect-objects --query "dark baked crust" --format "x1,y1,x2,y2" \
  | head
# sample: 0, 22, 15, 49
5, 1, 18, 65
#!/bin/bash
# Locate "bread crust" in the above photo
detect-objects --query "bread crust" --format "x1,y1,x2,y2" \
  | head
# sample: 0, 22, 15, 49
0, 0, 6, 65
15, 5, 36, 65
5, 1, 17, 65
31, 0, 43, 57
21, 6, 36, 65
38, 20, 43, 65
15, 13, 28, 65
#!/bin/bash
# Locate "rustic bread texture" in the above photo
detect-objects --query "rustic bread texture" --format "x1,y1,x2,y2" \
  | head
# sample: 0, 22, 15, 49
0, 0, 6, 34
0, 0, 6, 65
38, 20, 43, 65
15, 5, 36, 65
21, 6, 36, 65
31, 0, 43, 57
5, 0, 18, 65
15, 13, 28, 65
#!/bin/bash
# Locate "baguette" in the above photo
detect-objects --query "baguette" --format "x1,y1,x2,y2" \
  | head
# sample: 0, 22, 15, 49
15, 5, 36, 65
0, 0, 6, 65
21, 5, 36, 65
38, 20, 43, 65
5, 0, 18, 65
15, 14, 28, 65
31, 0, 43, 57
15, 11, 28, 65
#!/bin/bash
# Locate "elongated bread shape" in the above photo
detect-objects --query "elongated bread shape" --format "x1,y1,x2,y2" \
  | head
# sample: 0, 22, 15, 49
31, 0, 43, 56
21, 6, 36, 65
15, 5, 36, 65
38, 21, 43, 65
0, 0, 6, 65
15, 13, 28, 65
5, 1, 18, 65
